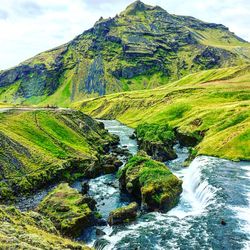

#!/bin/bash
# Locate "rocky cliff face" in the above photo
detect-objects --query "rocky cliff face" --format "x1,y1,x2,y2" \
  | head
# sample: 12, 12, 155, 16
0, 0, 249, 105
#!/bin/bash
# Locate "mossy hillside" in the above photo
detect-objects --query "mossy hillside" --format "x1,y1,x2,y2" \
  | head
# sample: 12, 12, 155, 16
1, 2, 250, 106
0, 109, 116, 200
77, 65, 250, 160
0, 205, 91, 249
118, 153, 182, 211
37, 183, 93, 237
191, 27, 250, 60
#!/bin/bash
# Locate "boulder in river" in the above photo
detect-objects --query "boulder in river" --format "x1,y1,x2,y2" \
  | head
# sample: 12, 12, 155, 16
84, 153, 123, 177
81, 180, 90, 194
118, 152, 183, 212
107, 202, 138, 225
37, 183, 96, 237
135, 123, 177, 161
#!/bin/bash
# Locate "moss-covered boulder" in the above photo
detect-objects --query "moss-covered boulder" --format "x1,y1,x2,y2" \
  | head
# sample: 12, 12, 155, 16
37, 183, 95, 237
118, 152, 182, 212
0, 205, 91, 249
83, 153, 123, 178
107, 202, 138, 225
135, 123, 177, 161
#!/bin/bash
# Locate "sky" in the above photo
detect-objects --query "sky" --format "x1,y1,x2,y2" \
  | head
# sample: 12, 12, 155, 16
0, 0, 249, 70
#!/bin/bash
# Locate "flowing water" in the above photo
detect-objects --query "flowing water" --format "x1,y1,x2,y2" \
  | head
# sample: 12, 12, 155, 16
88, 120, 250, 250
13, 119, 250, 249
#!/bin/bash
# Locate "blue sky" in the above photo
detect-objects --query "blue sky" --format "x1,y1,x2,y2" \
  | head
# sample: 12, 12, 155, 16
0, 0, 249, 70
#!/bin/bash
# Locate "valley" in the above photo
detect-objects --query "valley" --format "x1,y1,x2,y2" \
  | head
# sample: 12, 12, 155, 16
0, 1, 249, 249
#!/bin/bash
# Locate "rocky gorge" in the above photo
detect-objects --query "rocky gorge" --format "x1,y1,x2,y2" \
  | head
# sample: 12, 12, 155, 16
0, 110, 184, 249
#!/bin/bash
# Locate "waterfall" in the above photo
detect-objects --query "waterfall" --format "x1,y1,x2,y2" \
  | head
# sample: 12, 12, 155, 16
169, 157, 217, 218
185, 158, 217, 208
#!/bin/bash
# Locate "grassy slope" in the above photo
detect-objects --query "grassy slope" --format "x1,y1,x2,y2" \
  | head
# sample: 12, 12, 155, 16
0, 205, 90, 249
192, 28, 250, 60
0, 109, 114, 199
75, 65, 250, 161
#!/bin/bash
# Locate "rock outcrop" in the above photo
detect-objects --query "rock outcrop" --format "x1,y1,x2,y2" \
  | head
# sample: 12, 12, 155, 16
108, 202, 138, 225
136, 123, 177, 161
118, 152, 183, 212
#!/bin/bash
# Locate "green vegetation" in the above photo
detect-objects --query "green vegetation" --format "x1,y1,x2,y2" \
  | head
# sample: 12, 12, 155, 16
135, 123, 177, 161
77, 64, 250, 161
136, 123, 175, 143
118, 153, 182, 211
0, 205, 90, 249
37, 183, 94, 237
0, 109, 116, 200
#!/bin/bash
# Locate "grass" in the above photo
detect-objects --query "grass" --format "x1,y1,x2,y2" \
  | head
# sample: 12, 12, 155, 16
0, 205, 90, 249
0, 109, 114, 199
75, 64, 250, 161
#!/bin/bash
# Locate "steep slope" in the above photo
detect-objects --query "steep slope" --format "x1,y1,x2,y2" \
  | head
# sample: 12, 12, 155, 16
75, 65, 250, 161
0, 1, 250, 106
0, 109, 117, 200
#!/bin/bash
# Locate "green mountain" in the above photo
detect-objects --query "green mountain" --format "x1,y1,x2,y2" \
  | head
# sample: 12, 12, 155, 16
0, 0, 250, 106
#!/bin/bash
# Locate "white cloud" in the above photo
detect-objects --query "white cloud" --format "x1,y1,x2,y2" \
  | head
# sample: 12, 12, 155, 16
0, 0, 249, 70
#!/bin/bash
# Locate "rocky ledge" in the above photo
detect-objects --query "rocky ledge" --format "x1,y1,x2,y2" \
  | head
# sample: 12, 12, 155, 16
135, 123, 177, 161
108, 202, 138, 225
37, 183, 97, 238
135, 123, 204, 163
118, 151, 183, 212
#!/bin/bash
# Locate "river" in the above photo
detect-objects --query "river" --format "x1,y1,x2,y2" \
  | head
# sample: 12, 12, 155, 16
86, 120, 250, 250
13, 119, 250, 250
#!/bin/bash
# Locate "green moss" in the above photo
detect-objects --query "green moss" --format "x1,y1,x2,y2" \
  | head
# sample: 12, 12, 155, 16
119, 154, 182, 211
108, 202, 138, 225
37, 183, 93, 237
136, 123, 175, 143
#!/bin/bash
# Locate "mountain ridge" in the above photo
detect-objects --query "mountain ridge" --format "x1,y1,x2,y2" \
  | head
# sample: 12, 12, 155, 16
0, 1, 250, 106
